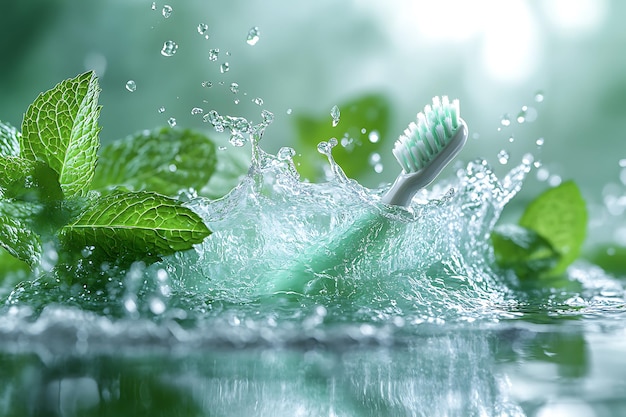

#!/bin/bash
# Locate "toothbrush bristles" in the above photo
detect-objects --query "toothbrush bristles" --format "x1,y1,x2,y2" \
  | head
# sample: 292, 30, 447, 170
392, 96, 460, 174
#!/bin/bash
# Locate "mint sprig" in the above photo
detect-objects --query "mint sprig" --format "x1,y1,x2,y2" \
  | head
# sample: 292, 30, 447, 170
0, 72, 214, 280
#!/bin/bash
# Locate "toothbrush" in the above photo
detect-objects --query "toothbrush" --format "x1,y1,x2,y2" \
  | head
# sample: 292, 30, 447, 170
269, 96, 468, 296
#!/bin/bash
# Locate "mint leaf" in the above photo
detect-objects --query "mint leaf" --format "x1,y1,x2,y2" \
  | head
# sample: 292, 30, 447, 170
61, 190, 211, 260
20, 71, 101, 197
92, 127, 217, 196
0, 156, 34, 192
0, 215, 41, 267
294, 93, 391, 181
491, 223, 560, 279
0, 121, 20, 156
0, 159, 63, 202
519, 181, 587, 275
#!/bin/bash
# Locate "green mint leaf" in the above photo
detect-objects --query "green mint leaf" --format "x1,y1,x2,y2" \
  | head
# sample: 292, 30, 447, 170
294, 93, 391, 181
0, 158, 63, 202
20, 71, 101, 197
0, 121, 20, 157
92, 127, 217, 196
519, 181, 587, 275
0, 156, 34, 194
61, 190, 211, 261
491, 223, 560, 279
0, 215, 41, 268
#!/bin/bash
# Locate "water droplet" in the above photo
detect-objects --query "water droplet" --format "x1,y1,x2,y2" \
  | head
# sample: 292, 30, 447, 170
167, 117, 177, 127
162, 5, 172, 18
497, 149, 509, 165
208, 48, 219, 62
201, 80, 212, 88
548, 175, 562, 187
340, 136, 354, 148
536, 137, 545, 147
234, 98, 240, 104
537, 167, 549, 181
517, 107, 527, 123
619, 159, 626, 168
81, 246, 94, 258
246, 26, 260, 45
151, 2, 156, 11
317, 141, 332, 155
535, 91, 544, 102
373, 163, 384, 174
500, 114, 511, 126
125, 80, 136, 92
620, 168, 626, 186
158, 106, 166, 113
168, 164, 177, 172
261, 109, 274, 124
220, 62, 230, 73
253, 97, 264, 106
330, 105, 340, 127
522, 153, 534, 165
368, 130, 380, 143
229, 130, 246, 147
218, 146, 227, 151
229, 82, 239, 94
161, 40, 178, 57
197, 23, 209, 38
508, 135, 515, 143
286, 108, 292, 115
191, 107, 203, 115
277, 147, 295, 161
369, 152, 381, 165
149, 297, 166, 315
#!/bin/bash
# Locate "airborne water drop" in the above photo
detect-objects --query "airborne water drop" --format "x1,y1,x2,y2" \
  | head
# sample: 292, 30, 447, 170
246, 27, 260, 45
161, 40, 178, 57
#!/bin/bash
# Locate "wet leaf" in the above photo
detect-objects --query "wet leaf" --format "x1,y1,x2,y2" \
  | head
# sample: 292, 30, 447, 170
0, 215, 41, 267
61, 190, 211, 261
519, 181, 587, 275
21, 71, 101, 197
92, 127, 217, 196
491, 223, 560, 279
0, 120, 20, 157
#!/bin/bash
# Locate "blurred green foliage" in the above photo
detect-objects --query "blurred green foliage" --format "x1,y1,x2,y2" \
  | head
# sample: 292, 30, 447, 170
294, 93, 391, 181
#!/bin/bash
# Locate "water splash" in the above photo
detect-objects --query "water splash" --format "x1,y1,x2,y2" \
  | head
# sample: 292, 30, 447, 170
330, 105, 340, 127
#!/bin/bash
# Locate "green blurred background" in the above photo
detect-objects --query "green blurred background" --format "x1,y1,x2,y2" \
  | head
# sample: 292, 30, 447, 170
1, 0, 625, 248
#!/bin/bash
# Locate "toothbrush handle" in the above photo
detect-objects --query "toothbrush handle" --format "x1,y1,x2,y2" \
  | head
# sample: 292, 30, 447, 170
269, 211, 388, 296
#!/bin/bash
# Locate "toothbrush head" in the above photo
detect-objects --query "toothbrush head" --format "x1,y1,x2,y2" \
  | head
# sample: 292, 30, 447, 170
382, 96, 467, 206
392, 96, 463, 174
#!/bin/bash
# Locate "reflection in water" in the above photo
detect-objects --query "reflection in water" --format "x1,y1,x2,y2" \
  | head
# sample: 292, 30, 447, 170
0, 330, 525, 417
